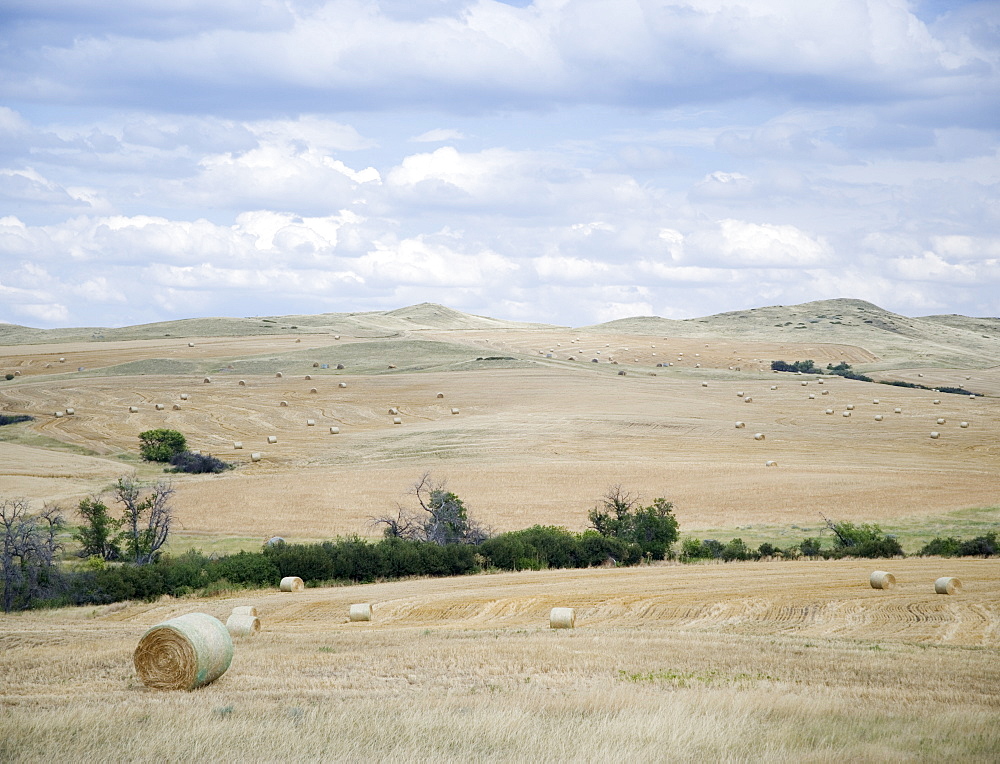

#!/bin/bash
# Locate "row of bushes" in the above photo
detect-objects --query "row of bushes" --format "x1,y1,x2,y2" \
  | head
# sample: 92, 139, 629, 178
919, 532, 997, 557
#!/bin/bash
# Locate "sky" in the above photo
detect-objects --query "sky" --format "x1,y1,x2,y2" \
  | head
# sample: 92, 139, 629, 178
0, 0, 998, 328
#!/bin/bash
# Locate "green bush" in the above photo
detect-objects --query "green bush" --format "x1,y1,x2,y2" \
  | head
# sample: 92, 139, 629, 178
588, 489, 679, 560
168, 451, 233, 474
138, 429, 187, 462
0, 414, 33, 426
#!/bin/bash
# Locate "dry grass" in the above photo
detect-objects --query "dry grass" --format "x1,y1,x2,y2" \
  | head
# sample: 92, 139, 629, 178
1, 559, 998, 761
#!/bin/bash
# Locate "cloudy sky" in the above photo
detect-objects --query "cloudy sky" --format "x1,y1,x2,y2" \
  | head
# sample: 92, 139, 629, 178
0, 0, 997, 328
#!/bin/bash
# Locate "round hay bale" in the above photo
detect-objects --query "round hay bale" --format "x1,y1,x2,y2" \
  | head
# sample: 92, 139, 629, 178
765, 460, 777, 467
59, 357, 65, 363
894, 407, 902, 413
393, 417, 402, 425
753, 432, 765, 441
13, 370, 19, 376
869, 571, 895, 589
304, 375, 312, 380
306, 419, 315, 426
936, 418, 946, 424
339, 382, 347, 388
203, 378, 211, 384
233, 441, 243, 449
388, 408, 399, 415
770, 385, 777, 390
388, 365, 397, 370
451, 408, 460, 415
65, 407, 75, 415
821, 390, 829, 395
960, 421, 969, 428
744, 396, 753, 403
275, 372, 283, 378
617, 370, 626, 376
933, 399, 940, 404
874, 414, 883, 421
550, 607, 576, 629
129, 406, 139, 413
801, 381, 808, 386
843, 411, 851, 417
734, 421, 745, 429
279, 401, 288, 407
313, 362, 320, 368
280, 576, 304, 592
329, 426, 340, 434
267, 435, 278, 444
172, 404, 181, 410
334, 335, 341, 340
180, 394, 189, 400
808, 393, 815, 399
701, 382, 708, 387
250, 452, 262, 462
736, 391, 744, 397
188, 342, 195, 348
266, 537, 284, 546
694, 363, 700, 368
155, 403, 165, 410
310, 388, 318, 394
873, 398, 880, 405
825, 409, 834, 414
918, 373, 923, 377
934, 576, 961, 595
238, 380, 246, 386
436, 392, 444, 398
133, 613, 233, 691
846, 404, 855, 410
930, 431, 940, 439
54, 411, 64, 418
349, 603, 373, 622
225, 613, 260, 637
232, 607, 258, 618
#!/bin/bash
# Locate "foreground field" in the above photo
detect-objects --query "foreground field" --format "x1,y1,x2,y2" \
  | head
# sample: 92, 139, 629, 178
1, 558, 998, 761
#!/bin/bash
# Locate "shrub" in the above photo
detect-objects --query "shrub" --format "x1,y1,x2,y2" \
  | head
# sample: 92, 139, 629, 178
918, 536, 962, 557
800, 537, 823, 557
588, 487, 679, 560
4, 373, 13, 381
138, 429, 187, 462
721, 538, 754, 561
958, 532, 997, 557
0, 414, 33, 426
168, 451, 233, 474
216, 551, 280, 587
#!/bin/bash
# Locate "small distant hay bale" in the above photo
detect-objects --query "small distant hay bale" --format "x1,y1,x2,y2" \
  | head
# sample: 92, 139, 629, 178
188, 342, 195, 348
276, 372, 283, 378
393, 417, 402, 425
753, 432, 765, 441
65, 407, 75, 415
133, 613, 233, 691
225, 613, 260, 638
801, 381, 808, 386
736, 391, 744, 397
129, 406, 139, 413
846, 404, 855, 410
934, 577, 961, 595
874, 414, 883, 421
735, 421, 745, 429
266, 537, 284, 546
304, 375, 312, 380
280, 576, 304, 592
313, 362, 320, 368
250, 452, 262, 462
349, 603, 373, 622
233, 441, 243, 449
617, 370, 626, 376
937, 418, 946, 424
694, 363, 700, 368
765, 460, 777, 467
306, 419, 315, 426
869, 571, 895, 590
267, 435, 278, 444
388, 407, 399, 415
310, 388, 318, 394
550, 607, 576, 629
329, 426, 340, 434
808, 393, 815, 399
873, 398, 880, 405
54, 411, 64, 418
930, 431, 940, 439
843, 411, 851, 417
826, 409, 834, 415
918, 373, 924, 377
172, 404, 181, 410
334, 335, 341, 340
821, 390, 829, 395
894, 407, 902, 413
436, 392, 444, 398
231, 606, 257, 617
339, 382, 347, 388
451, 408, 459, 415
203, 378, 211, 384
155, 404, 165, 410
744, 396, 753, 403
279, 401, 288, 407
238, 380, 246, 386
701, 382, 708, 387
387, 364, 397, 369
770, 385, 777, 390
180, 393, 189, 400
59, 357, 66, 363
13, 370, 20, 376
960, 421, 969, 428
933, 399, 940, 404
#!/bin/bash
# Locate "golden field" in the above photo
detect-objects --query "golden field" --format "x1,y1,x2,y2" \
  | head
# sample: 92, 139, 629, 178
1, 299, 998, 760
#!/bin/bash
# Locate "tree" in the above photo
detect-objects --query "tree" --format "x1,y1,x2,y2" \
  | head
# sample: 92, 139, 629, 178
138, 429, 187, 462
74, 497, 121, 561
1, 498, 64, 612
819, 514, 903, 558
371, 473, 488, 545
588, 485, 679, 560
115, 474, 174, 565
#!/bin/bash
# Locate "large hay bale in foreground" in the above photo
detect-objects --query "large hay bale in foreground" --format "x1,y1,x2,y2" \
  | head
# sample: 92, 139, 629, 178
550, 607, 576, 629
225, 613, 260, 637
231, 606, 257, 617
349, 603, 373, 622
869, 570, 895, 589
133, 613, 233, 691
934, 576, 961, 595
280, 576, 304, 592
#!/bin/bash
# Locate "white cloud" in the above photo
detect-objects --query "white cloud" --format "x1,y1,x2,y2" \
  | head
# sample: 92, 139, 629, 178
411, 128, 466, 143
687, 219, 833, 268
356, 237, 518, 287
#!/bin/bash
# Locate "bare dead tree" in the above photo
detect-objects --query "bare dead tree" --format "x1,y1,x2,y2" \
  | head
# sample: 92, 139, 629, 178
370, 472, 488, 545
114, 474, 174, 565
1, 498, 65, 612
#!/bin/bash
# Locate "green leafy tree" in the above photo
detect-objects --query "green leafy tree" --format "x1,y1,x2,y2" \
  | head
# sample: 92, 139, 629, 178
138, 429, 187, 462
588, 486, 679, 560
74, 497, 122, 561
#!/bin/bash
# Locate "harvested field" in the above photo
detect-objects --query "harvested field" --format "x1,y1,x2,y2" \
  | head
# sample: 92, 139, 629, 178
0, 559, 997, 761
